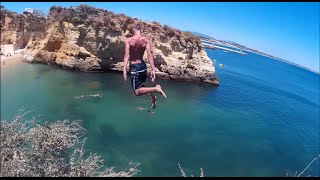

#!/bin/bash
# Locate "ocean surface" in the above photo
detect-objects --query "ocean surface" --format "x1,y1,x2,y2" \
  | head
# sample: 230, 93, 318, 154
1, 48, 319, 177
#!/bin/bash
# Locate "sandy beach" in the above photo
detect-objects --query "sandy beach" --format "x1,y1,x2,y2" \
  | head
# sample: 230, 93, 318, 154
1, 44, 24, 68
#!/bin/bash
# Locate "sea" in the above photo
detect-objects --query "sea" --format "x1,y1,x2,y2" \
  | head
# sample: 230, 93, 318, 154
1, 48, 319, 177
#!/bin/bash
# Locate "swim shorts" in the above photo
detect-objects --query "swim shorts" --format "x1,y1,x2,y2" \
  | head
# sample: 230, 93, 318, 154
129, 61, 147, 90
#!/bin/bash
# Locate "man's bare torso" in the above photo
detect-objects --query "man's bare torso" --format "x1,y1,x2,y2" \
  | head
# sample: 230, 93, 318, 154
127, 36, 148, 64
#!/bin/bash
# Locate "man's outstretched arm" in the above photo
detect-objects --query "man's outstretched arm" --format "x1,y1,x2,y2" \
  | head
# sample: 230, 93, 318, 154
123, 40, 130, 81
146, 39, 156, 82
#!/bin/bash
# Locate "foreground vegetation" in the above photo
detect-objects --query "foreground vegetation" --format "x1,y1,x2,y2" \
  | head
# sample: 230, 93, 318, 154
0, 111, 139, 177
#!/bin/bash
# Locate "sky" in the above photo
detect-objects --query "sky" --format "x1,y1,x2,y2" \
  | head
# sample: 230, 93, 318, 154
2, 2, 319, 73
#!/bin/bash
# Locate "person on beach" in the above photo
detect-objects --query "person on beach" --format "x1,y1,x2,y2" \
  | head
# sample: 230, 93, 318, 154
0, 47, 4, 55
123, 23, 167, 109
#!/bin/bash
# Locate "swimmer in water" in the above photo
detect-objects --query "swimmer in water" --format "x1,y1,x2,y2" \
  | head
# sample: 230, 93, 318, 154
88, 93, 102, 98
74, 95, 85, 99
136, 106, 146, 110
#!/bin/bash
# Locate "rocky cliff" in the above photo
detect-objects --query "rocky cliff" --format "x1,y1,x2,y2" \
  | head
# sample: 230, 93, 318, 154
1, 5, 219, 85
0, 9, 46, 50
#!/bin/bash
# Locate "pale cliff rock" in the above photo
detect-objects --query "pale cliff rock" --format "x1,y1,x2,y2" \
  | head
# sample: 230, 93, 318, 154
1, 5, 219, 85
0, 9, 46, 50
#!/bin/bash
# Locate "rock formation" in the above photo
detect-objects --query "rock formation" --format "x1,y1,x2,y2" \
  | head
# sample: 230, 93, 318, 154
1, 5, 219, 85
0, 9, 46, 50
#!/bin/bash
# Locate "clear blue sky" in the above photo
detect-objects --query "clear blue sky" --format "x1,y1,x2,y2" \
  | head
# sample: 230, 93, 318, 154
2, 2, 319, 72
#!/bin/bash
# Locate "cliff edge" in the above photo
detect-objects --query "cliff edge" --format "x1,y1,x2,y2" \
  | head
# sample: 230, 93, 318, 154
1, 5, 219, 85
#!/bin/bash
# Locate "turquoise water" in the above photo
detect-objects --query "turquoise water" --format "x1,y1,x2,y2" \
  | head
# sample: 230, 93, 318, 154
1, 49, 319, 176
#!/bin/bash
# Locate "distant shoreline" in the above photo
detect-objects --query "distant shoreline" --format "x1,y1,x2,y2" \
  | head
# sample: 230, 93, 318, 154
205, 47, 320, 75
245, 50, 320, 75
194, 33, 319, 75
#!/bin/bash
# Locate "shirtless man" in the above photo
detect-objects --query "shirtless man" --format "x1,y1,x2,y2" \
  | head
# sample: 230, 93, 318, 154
123, 23, 167, 109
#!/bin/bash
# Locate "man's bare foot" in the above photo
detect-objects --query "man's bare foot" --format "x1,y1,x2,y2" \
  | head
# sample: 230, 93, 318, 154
147, 109, 155, 115
151, 95, 157, 109
155, 84, 167, 98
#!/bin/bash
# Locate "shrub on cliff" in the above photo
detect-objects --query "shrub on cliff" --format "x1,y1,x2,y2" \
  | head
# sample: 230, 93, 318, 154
0, 111, 140, 177
45, 5, 202, 47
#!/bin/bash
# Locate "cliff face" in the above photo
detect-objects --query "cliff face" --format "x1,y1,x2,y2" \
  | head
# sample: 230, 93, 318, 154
0, 10, 46, 50
2, 5, 219, 85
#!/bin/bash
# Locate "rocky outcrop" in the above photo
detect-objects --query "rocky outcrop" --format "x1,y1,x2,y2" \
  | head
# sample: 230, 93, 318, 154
2, 5, 219, 85
0, 9, 46, 50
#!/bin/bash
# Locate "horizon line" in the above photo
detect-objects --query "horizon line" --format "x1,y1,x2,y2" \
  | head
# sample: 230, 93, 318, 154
2, 4, 319, 74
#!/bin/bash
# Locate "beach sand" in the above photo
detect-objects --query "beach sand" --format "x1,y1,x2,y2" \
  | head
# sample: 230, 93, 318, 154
1, 44, 25, 69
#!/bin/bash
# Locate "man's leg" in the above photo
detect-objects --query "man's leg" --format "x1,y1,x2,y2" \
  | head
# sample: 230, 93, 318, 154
135, 84, 166, 98
148, 92, 157, 109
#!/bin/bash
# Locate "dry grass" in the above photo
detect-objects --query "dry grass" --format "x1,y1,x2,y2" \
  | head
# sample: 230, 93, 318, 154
287, 154, 320, 177
178, 162, 204, 177
178, 156, 319, 177
0, 110, 140, 177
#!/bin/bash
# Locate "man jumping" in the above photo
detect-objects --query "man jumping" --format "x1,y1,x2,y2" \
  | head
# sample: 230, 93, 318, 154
123, 23, 167, 109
